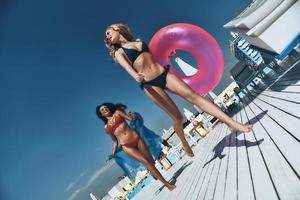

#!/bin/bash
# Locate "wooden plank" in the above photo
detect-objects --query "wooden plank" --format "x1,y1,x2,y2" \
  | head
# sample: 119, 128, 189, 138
247, 93, 300, 141
197, 124, 228, 200
235, 108, 256, 200
182, 124, 225, 200
255, 90, 300, 102
223, 115, 238, 200
167, 123, 223, 200
243, 95, 300, 173
248, 91, 300, 119
266, 86, 300, 93
240, 103, 279, 200
210, 126, 232, 200
191, 150, 218, 199
241, 97, 300, 200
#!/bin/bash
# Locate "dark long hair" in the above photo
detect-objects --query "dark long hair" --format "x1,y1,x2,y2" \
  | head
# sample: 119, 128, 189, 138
96, 102, 128, 124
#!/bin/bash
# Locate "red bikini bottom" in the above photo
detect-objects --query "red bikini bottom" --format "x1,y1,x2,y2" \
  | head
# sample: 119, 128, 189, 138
121, 135, 140, 148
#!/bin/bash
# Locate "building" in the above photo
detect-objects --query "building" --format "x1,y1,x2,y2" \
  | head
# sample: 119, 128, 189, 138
229, 32, 264, 69
224, 0, 300, 60
230, 61, 256, 88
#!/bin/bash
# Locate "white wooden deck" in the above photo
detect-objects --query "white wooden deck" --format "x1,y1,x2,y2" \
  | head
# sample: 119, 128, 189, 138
133, 58, 300, 200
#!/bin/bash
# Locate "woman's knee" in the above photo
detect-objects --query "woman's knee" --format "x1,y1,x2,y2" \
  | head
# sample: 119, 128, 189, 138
139, 157, 152, 166
147, 156, 155, 164
171, 113, 183, 124
186, 92, 199, 104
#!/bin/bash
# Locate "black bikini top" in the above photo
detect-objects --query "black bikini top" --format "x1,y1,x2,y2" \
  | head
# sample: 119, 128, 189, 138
120, 42, 149, 64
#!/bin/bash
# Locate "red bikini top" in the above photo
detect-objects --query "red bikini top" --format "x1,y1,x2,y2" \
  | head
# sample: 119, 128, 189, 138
105, 114, 125, 135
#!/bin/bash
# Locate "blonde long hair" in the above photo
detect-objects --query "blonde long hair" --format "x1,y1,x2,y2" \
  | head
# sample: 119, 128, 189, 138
104, 23, 134, 61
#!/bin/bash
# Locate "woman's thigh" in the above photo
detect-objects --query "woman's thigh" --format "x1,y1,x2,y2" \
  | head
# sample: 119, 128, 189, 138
143, 86, 182, 120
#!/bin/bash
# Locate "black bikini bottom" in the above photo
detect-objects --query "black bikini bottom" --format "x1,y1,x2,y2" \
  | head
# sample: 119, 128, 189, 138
140, 65, 170, 90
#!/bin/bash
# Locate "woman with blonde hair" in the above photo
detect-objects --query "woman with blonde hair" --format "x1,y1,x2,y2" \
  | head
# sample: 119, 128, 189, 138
103, 23, 252, 157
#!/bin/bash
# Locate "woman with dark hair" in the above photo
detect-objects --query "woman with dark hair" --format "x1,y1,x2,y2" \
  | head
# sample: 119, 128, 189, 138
103, 23, 252, 157
96, 102, 176, 191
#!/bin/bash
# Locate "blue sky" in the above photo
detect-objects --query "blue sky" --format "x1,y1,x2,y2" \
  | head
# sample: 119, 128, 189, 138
0, 0, 251, 199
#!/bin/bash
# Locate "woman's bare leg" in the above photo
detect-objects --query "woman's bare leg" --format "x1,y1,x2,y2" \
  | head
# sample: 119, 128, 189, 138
137, 138, 155, 164
144, 86, 194, 157
136, 138, 157, 179
165, 73, 252, 132
122, 145, 176, 191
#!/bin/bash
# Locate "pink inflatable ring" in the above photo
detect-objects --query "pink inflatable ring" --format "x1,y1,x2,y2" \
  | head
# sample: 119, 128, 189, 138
149, 23, 224, 95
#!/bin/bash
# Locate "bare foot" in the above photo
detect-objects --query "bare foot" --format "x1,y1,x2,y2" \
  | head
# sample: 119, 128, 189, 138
229, 123, 253, 132
166, 183, 176, 191
183, 145, 194, 157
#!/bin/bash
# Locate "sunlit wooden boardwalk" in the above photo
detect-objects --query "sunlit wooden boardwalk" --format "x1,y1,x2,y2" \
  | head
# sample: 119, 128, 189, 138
133, 55, 300, 200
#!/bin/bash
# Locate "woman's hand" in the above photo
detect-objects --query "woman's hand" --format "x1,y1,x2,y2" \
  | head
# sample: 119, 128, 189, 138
106, 155, 114, 164
115, 50, 145, 83
116, 110, 134, 121
134, 72, 144, 82
128, 110, 136, 120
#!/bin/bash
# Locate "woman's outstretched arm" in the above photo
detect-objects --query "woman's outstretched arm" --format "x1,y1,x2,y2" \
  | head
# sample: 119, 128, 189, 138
107, 133, 118, 157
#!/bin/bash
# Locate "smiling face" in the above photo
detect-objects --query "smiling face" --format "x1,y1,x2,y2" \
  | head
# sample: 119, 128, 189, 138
105, 27, 120, 45
99, 105, 112, 118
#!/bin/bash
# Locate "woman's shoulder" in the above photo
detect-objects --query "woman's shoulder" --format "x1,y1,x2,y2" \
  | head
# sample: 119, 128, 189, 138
115, 47, 123, 54
115, 110, 122, 114
135, 38, 148, 45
